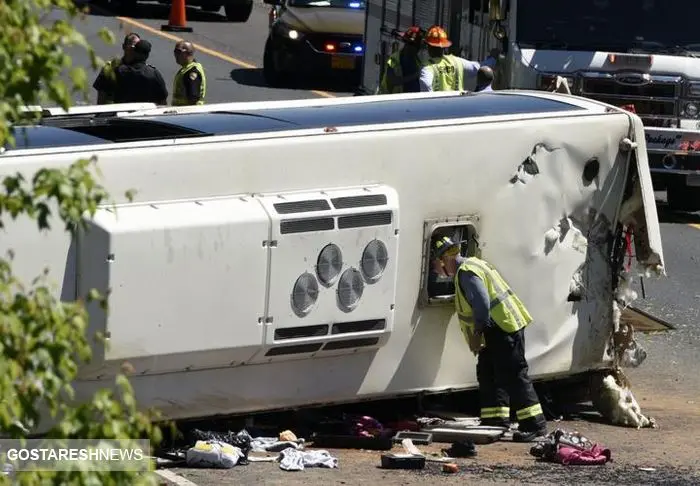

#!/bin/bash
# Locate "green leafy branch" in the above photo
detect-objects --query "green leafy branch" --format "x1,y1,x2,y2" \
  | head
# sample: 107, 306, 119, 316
0, 0, 165, 484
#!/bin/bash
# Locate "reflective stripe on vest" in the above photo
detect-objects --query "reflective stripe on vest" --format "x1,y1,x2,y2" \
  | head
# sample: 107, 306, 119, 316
454, 257, 533, 336
172, 61, 206, 106
429, 55, 464, 91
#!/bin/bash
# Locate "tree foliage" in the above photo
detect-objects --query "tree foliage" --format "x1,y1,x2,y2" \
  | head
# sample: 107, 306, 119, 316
0, 0, 163, 483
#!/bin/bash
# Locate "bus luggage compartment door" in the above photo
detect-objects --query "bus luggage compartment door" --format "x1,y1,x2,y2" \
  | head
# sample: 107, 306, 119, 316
77, 196, 271, 378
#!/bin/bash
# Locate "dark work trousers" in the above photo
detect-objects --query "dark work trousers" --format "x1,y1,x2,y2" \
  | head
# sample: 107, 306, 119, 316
476, 325, 546, 432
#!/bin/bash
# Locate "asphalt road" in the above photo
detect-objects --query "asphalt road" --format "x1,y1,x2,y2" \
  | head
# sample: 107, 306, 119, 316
67, 0, 355, 106
627, 195, 700, 395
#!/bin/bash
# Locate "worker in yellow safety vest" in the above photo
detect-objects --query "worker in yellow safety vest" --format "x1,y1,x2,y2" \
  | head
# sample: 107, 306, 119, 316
172, 41, 207, 106
378, 26, 425, 94
93, 32, 141, 104
432, 236, 548, 442
418, 25, 498, 92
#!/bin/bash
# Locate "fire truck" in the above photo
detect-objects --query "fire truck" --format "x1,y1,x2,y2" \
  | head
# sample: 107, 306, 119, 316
360, 0, 700, 211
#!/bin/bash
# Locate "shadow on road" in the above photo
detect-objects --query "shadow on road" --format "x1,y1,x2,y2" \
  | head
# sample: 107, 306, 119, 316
84, 0, 231, 23
554, 402, 611, 424
229, 68, 268, 88
230, 68, 359, 94
655, 199, 700, 225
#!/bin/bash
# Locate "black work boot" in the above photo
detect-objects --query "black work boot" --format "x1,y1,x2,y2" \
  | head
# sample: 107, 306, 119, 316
480, 418, 510, 428
512, 425, 547, 443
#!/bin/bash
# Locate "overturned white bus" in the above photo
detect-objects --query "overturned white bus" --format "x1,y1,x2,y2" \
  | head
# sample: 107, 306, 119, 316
0, 90, 664, 425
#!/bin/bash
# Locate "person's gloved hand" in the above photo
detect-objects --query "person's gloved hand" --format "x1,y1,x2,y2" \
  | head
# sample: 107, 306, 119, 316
465, 327, 484, 356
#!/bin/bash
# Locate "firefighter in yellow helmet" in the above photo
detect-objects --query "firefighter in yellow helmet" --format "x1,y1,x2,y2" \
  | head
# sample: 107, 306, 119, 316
418, 25, 498, 92
432, 236, 548, 442
172, 41, 207, 106
377, 26, 425, 94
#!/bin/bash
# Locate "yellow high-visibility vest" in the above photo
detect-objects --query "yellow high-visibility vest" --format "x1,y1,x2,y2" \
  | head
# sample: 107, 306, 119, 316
454, 257, 533, 343
172, 61, 206, 106
427, 54, 465, 91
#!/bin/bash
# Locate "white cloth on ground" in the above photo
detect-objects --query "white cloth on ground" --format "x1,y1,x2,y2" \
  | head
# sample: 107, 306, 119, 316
250, 437, 303, 453
277, 447, 339, 471
185, 440, 244, 468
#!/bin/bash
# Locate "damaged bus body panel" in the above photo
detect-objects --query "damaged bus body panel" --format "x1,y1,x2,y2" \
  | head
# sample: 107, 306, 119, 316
0, 91, 664, 425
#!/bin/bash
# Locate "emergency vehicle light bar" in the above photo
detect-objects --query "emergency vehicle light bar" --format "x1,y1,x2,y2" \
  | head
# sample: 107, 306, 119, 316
19, 103, 159, 117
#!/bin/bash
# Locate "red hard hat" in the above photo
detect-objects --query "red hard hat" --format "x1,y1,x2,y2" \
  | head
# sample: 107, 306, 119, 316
401, 26, 423, 45
424, 25, 452, 48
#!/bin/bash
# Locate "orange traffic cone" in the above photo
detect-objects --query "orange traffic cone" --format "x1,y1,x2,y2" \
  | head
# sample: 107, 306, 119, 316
162, 0, 193, 33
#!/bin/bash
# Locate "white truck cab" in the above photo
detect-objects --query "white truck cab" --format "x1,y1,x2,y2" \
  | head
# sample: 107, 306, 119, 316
2, 92, 663, 426
486, 0, 700, 211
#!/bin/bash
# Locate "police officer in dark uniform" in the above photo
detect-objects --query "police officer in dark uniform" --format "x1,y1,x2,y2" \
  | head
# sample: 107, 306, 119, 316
93, 33, 141, 104
112, 39, 168, 105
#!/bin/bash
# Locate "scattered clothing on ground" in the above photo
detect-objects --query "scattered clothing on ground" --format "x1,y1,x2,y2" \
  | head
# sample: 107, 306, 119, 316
190, 428, 252, 463
530, 429, 612, 465
251, 436, 304, 453
185, 440, 245, 468
277, 448, 339, 471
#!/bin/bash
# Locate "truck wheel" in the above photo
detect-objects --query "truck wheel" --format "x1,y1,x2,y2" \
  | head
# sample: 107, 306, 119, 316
263, 39, 284, 87
201, 4, 223, 11
224, 0, 253, 21
667, 180, 700, 212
